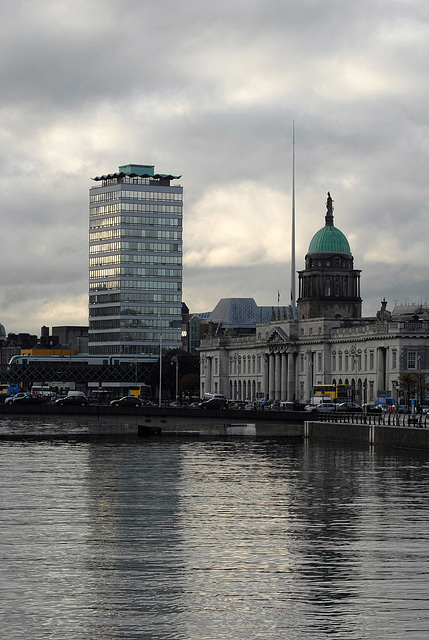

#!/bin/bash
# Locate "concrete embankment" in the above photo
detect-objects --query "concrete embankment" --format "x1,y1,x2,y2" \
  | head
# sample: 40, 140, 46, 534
305, 421, 429, 451
1, 402, 428, 451
0, 405, 304, 440
137, 408, 303, 437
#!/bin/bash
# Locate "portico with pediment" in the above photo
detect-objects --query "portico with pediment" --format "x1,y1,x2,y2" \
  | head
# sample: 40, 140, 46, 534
266, 326, 297, 402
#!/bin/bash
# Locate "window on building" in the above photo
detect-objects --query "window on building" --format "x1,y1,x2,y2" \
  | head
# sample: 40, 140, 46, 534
392, 349, 397, 370
317, 353, 322, 372
332, 354, 336, 371
338, 354, 342, 370
369, 381, 374, 402
345, 355, 349, 371
369, 351, 374, 370
408, 351, 417, 369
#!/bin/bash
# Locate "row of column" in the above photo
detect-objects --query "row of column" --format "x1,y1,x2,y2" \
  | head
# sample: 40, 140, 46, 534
202, 351, 297, 402
265, 351, 295, 402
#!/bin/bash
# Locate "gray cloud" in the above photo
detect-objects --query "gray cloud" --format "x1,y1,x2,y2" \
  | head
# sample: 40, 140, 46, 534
0, 0, 429, 334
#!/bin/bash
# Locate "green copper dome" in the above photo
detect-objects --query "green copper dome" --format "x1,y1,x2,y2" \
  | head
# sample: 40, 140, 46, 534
308, 192, 351, 254
309, 225, 351, 253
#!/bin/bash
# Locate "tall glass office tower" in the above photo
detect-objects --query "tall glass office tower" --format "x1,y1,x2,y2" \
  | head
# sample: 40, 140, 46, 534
88, 164, 183, 356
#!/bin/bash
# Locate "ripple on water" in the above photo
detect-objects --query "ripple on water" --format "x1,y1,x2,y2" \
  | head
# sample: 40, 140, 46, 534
1, 436, 429, 639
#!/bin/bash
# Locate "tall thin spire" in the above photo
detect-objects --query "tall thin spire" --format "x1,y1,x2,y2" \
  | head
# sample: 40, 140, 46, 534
290, 121, 296, 310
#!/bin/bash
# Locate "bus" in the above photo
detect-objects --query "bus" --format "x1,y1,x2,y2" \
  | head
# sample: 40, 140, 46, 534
87, 382, 152, 402
313, 384, 351, 402
129, 384, 152, 401
0, 384, 20, 403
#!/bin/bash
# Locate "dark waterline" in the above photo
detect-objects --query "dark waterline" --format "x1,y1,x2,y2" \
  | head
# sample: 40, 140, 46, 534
1, 420, 429, 639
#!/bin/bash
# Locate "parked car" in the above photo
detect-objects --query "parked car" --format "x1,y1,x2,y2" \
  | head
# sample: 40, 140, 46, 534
362, 403, 382, 414
305, 402, 338, 413
5, 392, 27, 404
279, 401, 295, 411
66, 391, 87, 399
318, 402, 339, 412
13, 394, 47, 405
198, 398, 227, 410
55, 396, 89, 406
379, 403, 396, 413
396, 404, 410, 414
109, 396, 144, 407
337, 402, 362, 412
228, 401, 246, 410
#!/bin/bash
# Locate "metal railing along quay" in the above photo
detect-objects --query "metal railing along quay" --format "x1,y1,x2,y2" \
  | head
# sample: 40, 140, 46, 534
317, 411, 429, 428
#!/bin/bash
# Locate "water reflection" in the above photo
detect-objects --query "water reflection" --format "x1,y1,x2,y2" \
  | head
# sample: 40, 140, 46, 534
83, 444, 187, 640
1, 431, 429, 639
175, 440, 429, 639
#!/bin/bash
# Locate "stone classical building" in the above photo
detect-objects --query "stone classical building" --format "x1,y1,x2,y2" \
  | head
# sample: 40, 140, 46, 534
199, 194, 429, 405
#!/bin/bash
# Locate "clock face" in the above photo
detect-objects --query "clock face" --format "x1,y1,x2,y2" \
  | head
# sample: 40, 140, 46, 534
333, 256, 341, 265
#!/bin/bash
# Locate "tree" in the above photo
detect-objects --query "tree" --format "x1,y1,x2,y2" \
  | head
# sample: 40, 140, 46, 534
179, 373, 200, 395
397, 371, 429, 406
146, 349, 199, 400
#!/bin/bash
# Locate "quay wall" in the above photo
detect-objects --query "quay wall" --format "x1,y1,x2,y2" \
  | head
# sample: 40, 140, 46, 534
306, 421, 429, 451
0, 404, 304, 439
1, 401, 428, 450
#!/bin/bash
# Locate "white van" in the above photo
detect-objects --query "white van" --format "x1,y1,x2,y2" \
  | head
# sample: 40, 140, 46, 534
67, 390, 87, 399
203, 393, 225, 401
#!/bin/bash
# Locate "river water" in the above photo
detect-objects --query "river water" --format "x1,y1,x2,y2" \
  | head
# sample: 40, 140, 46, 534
1, 421, 429, 639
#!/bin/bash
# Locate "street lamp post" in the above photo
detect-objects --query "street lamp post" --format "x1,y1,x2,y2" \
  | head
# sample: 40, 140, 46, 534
234, 353, 239, 400
158, 330, 163, 407
171, 355, 179, 402
417, 355, 422, 412
350, 346, 356, 403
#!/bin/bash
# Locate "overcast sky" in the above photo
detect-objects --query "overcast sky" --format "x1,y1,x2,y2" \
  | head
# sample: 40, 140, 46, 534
1, 0, 429, 336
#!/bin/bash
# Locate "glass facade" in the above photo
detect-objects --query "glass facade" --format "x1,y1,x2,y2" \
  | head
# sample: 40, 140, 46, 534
88, 164, 183, 356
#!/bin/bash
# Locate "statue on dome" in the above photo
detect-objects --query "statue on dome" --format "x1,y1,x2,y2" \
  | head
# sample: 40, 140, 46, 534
326, 192, 333, 215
